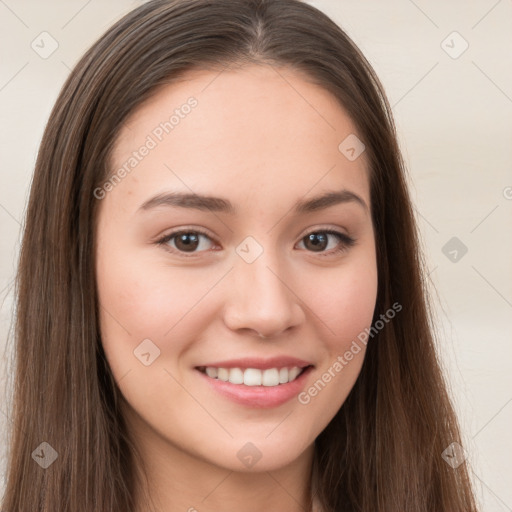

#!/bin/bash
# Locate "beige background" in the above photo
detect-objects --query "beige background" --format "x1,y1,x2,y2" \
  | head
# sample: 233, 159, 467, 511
1, 0, 511, 509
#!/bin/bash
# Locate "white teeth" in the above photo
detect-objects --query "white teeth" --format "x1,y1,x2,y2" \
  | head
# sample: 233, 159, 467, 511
201, 366, 306, 387
288, 367, 301, 381
244, 368, 262, 386
228, 367, 244, 385
205, 367, 218, 378
262, 368, 279, 386
217, 368, 229, 381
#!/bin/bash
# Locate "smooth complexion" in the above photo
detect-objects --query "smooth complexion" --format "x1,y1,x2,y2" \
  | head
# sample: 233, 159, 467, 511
95, 64, 378, 512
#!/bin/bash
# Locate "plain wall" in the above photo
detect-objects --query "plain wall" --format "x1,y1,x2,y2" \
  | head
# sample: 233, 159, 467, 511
1, 0, 511, 509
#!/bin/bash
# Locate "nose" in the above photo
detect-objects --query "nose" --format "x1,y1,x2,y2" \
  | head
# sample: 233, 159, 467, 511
222, 248, 305, 339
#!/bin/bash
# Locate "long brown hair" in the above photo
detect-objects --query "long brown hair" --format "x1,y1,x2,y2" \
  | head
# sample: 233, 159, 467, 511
1, 0, 479, 510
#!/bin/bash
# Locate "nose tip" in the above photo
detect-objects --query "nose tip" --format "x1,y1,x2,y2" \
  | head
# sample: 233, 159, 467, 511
222, 259, 305, 339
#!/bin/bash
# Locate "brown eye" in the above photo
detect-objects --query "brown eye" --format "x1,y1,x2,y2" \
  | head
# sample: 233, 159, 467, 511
303, 232, 329, 252
156, 228, 355, 258
174, 232, 201, 252
298, 230, 356, 256
157, 230, 214, 255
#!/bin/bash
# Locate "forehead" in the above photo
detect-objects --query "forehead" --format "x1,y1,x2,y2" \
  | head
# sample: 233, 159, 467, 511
108, 64, 370, 216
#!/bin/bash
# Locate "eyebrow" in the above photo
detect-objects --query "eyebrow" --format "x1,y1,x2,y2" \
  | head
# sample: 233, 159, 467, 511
138, 189, 369, 215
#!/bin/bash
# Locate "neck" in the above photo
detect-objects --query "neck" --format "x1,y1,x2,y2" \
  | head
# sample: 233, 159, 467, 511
129, 419, 317, 512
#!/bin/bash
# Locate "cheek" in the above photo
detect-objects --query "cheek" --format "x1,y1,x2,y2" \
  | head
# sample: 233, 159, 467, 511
330, 266, 378, 344
292, 253, 378, 415
95, 240, 219, 376
298, 252, 378, 349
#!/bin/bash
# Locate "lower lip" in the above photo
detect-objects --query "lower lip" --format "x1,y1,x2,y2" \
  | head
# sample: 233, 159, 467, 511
196, 366, 314, 408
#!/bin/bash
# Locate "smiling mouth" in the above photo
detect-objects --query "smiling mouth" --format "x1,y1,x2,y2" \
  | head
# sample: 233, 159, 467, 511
196, 365, 312, 387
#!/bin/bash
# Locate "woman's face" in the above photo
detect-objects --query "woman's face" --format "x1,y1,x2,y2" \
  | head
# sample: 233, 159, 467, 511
96, 64, 377, 473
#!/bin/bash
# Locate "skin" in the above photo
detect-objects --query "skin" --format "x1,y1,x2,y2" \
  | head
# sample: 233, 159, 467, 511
95, 63, 378, 512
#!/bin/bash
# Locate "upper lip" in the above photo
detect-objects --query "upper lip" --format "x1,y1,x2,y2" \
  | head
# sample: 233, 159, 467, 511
196, 356, 314, 370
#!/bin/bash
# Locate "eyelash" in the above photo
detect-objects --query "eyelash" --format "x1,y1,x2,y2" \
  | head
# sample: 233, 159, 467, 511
155, 227, 356, 258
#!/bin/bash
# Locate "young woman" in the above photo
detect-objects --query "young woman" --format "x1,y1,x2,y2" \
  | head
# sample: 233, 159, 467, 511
1, 0, 479, 510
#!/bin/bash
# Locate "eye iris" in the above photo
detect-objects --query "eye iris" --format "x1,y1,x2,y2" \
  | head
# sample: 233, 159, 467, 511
166, 231, 342, 254
175, 232, 199, 252
305, 233, 327, 252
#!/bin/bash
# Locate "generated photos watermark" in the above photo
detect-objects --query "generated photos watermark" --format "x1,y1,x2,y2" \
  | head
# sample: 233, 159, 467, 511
298, 301, 402, 405
93, 96, 198, 200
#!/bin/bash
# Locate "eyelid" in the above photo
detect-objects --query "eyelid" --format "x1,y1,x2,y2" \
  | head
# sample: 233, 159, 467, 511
297, 223, 351, 240
155, 224, 355, 257
155, 226, 217, 251
154, 224, 216, 240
